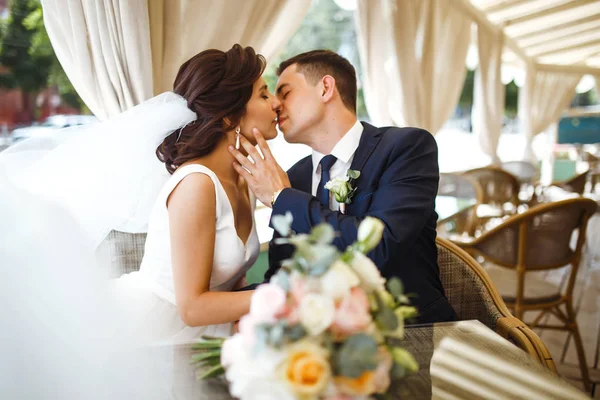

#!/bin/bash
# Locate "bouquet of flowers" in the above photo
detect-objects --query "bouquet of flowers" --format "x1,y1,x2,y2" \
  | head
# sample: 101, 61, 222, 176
193, 214, 418, 400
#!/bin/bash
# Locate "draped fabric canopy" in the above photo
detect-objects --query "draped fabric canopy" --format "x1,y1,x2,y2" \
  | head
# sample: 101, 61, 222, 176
519, 64, 582, 161
148, 0, 311, 95
355, 0, 471, 134
42, 0, 153, 120
42, 0, 310, 119
473, 24, 505, 165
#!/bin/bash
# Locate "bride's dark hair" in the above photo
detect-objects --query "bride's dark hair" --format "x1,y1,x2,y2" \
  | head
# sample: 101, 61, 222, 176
156, 44, 266, 174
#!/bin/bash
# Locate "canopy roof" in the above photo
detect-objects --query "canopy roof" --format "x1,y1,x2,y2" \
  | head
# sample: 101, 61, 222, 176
464, 0, 600, 75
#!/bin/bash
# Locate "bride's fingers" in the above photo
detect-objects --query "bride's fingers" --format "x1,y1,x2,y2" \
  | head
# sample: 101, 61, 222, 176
252, 128, 273, 161
239, 135, 263, 164
228, 145, 255, 171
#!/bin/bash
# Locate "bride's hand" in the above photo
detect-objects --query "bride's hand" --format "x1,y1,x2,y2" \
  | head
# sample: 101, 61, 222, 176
229, 128, 291, 207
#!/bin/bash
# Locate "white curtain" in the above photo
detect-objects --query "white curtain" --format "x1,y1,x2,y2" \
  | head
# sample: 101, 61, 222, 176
148, 0, 312, 94
355, 0, 471, 134
473, 24, 505, 165
519, 64, 581, 161
42, 0, 310, 119
42, 0, 153, 120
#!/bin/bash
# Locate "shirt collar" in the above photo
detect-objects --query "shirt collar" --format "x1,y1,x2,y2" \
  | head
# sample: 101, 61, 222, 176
312, 120, 363, 174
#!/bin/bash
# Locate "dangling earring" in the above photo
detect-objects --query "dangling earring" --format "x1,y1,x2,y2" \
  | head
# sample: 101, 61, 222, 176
235, 127, 241, 150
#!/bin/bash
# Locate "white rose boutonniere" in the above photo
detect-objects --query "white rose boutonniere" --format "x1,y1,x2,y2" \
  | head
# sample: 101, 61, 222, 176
324, 169, 360, 214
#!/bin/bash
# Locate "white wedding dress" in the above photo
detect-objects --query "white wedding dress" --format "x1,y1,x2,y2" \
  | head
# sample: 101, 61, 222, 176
114, 164, 260, 344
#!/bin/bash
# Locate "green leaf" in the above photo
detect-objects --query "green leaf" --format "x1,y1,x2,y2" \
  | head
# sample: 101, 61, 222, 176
192, 357, 223, 367
286, 324, 307, 342
308, 244, 339, 275
271, 269, 290, 291
191, 350, 221, 363
345, 187, 358, 204
340, 250, 355, 264
269, 323, 285, 347
334, 334, 379, 378
347, 169, 361, 180
197, 364, 225, 380
272, 211, 293, 236
375, 305, 399, 332
309, 223, 336, 244
390, 347, 419, 373
200, 335, 226, 342
254, 324, 270, 351
192, 338, 224, 350
387, 278, 404, 298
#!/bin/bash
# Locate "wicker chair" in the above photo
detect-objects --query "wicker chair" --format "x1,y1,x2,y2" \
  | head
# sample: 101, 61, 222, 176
502, 161, 540, 204
436, 237, 555, 372
96, 230, 147, 278
553, 170, 590, 195
501, 161, 539, 184
437, 173, 483, 236
453, 198, 597, 391
463, 166, 521, 217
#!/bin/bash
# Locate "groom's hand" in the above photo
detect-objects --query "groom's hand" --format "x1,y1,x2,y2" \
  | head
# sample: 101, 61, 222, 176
229, 128, 291, 208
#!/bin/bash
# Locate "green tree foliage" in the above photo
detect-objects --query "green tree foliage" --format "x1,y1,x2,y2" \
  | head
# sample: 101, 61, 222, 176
264, 0, 369, 119
24, 3, 84, 109
0, 0, 84, 115
0, 0, 51, 92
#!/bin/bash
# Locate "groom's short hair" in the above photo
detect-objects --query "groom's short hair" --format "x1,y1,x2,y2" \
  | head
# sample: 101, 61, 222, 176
277, 50, 357, 114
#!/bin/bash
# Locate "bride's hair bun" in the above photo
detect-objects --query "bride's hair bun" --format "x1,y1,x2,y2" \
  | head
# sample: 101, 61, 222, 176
156, 44, 266, 174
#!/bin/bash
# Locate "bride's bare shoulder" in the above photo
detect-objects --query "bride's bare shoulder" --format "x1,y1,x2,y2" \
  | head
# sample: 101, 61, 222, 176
167, 170, 216, 212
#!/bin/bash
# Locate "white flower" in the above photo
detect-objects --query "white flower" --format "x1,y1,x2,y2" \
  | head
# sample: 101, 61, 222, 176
324, 177, 350, 202
226, 343, 287, 399
357, 217, 385, 253
349, 251, 385, 292
320, 260, 360, 301
221, 333, 246, 368
238, 379, 296, 400
298, 293, 336, 336
324, 176, 349, 190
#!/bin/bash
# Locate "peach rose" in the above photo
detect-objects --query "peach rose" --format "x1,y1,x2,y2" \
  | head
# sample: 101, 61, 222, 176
372, 347, 394, 393
332, 287, 372, 336
334, 371, 376, 396
283, 341, 331, 397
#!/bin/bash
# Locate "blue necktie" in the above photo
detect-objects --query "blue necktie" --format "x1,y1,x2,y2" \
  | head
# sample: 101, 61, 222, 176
316, 155, 337, 208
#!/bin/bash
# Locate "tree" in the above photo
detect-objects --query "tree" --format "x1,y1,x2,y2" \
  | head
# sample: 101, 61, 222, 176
0, 0, 52, 120
264, 0, 369, 119
24, 3, 85, 110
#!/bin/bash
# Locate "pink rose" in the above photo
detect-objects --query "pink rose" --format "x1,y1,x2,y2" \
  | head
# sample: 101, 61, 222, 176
277, 303, 301, 325
372, 347, 394, 393
332, 287, 372, 336
249, 283, 287, 323
290, 275, 309, 305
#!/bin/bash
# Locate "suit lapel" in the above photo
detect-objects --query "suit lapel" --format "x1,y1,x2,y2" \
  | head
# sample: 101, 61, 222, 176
349, 122, 382, 173
291, 158, 313, 194
292, 122, 382, 195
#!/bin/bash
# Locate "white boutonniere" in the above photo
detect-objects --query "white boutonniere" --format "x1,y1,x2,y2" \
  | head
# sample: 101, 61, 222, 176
324, 169, 360, 214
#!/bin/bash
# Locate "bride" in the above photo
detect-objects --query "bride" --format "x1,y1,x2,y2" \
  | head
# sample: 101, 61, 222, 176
0, 44, 284, 344
116, 44, 283, 343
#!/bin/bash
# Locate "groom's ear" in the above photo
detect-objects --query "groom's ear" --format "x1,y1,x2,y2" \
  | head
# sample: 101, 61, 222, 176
320, 75, 336, 103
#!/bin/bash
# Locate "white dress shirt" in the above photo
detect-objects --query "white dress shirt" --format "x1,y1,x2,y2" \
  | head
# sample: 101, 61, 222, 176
311, 120, 364, 210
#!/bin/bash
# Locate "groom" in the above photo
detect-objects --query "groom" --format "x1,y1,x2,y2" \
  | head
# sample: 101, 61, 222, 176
230, 50, 457, 324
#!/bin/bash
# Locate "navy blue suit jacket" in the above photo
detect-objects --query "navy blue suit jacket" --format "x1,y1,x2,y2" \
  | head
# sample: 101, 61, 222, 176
266, 122, 457, 324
